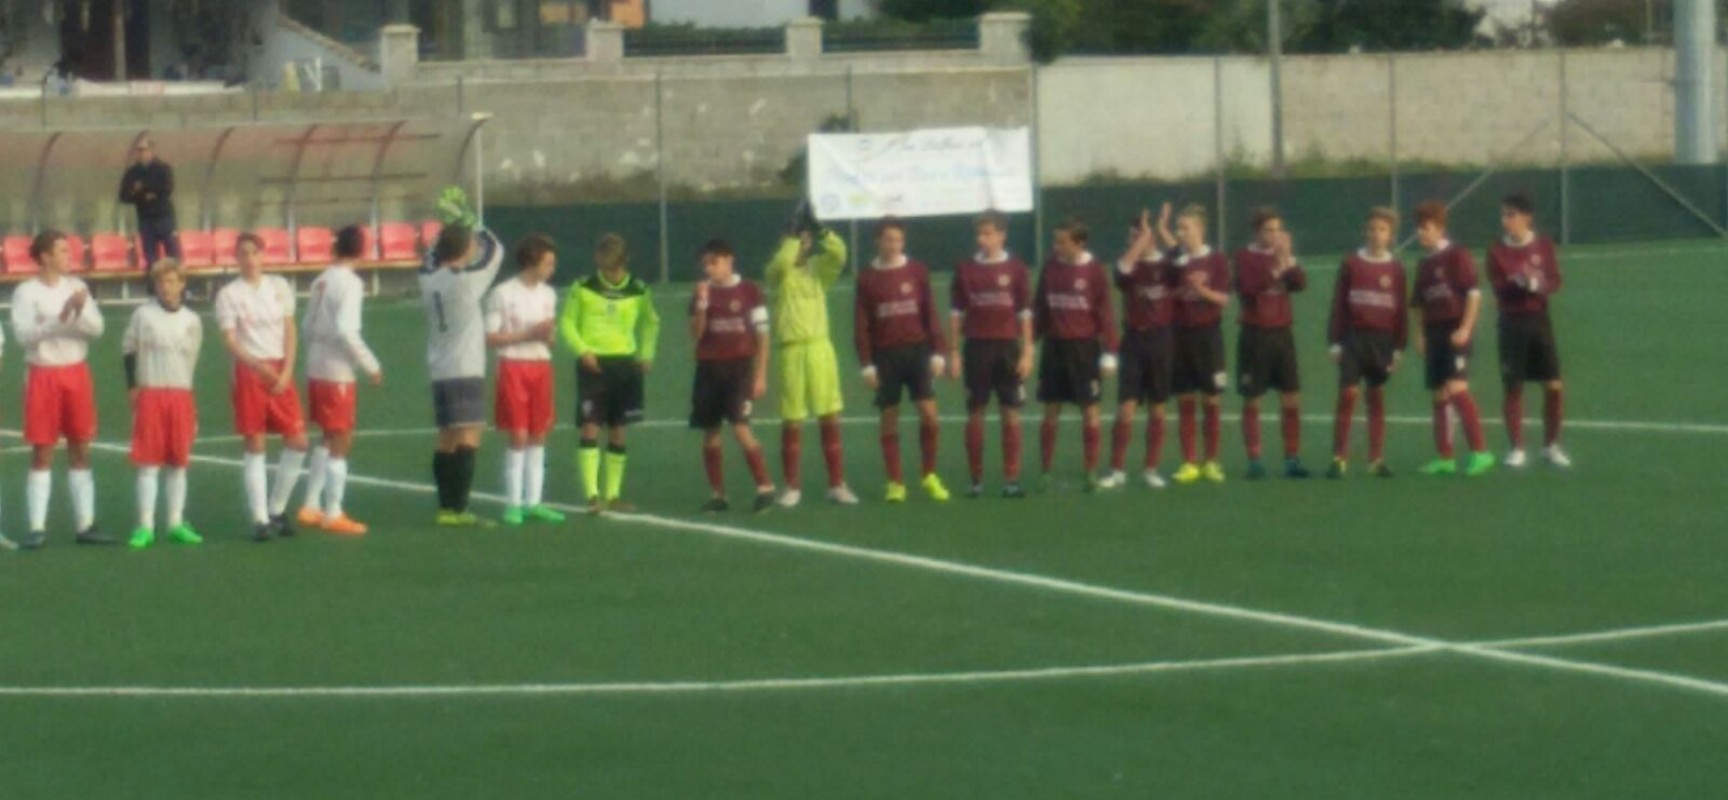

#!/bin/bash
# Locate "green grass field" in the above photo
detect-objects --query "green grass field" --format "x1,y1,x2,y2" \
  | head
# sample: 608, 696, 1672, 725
1, 238, 1726, 798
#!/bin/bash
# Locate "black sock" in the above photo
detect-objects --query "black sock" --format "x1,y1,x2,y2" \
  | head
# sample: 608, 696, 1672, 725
453, 446, 478, 513
432, 451, 454, 511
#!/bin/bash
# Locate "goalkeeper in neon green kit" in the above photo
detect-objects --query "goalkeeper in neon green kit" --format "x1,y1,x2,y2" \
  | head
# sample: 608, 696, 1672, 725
769, 204, 858, 507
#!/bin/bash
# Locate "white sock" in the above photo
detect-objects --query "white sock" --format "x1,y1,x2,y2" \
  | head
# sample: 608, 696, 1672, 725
526, 445, 547, 507
164, 468, 188, 528
270, 447, 308, 516
136, 467, 160, 530
69, 469, 95, 531
324, 458, 348, 518
26, 470, 49, 532
504, 448, 526, 509
302, 446, 330, 513
243, 452, 268, 524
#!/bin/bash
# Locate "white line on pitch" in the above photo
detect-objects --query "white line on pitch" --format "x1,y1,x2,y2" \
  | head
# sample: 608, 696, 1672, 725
1478, 619, 1728, 650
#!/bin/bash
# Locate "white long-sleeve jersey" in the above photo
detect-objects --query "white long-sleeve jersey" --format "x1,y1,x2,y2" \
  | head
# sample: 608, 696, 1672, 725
215, 273, 296, 361
484, 276, 557, 362
10, 275, 104, 366
419, 230, 504, 381
303, 263, 380, 383
123, 301, 203, 390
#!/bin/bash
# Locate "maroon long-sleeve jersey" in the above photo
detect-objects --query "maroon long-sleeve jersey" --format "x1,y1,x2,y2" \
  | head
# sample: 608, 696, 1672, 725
1328, 250, 1409, 349
854, 259, 945, 365
1113, 256, 1182, 331
950, 253, 1032, 342
1233, 246, 1306, 329
1413, 242, 1480, 325
1033, 254, 1119, 351
692, 279, 767, 362
1173, 249, 1232, 329
1488, 234, 1562, 317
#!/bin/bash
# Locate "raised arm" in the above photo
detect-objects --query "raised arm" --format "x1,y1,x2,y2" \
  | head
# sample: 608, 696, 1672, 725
811, 230, 848, 287
765, 237, 800, 289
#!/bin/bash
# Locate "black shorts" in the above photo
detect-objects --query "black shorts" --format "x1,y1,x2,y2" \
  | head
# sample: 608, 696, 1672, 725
577, 356, 645, 428
1424, 322, 1473, 391
1173, 325, 1227, 396
690, 358, 755, 430
431, 377, 487, 428
1037, 338, 1103, 406
1236, 326, 1300, 398
963, 339, 1025, 411
871, 343, 936, 409
1338, 331, 1398, 388
1118, 327, 1174, 406
1498, 313, 1561, 386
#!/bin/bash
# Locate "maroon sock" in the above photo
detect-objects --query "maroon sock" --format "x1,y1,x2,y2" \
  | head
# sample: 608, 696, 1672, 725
1367, 388, 1387, 463
1203, 402, 1222, 462
1280, 403, 1302, 459
881, 431, 903, 484
1145, 411, 1167, 471
703, 444, 725, 494
781, 426, 803, 490
1433, 401, 1454, 459
1334, 391, 1357, 460
1178, 397, 1198, 463
1454, 391, 1487, 453
1543, 387, 1563, 447
1039, 416, 1058, 473
1082, 420, 1101, 474
1110, 417, 1132, 472
1242, 403, 1262, 460
919, 419, 939, 478
1504, 389, 1525, 450
1002, 418, 1023, 482
820, 418, 845, 489
965, 417, 985, 483
744, 445, 771, 489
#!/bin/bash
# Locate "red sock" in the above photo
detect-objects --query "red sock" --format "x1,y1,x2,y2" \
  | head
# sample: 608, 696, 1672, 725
1242, 403, 1262, 460
1504, 388, 1525, 450
703, 444, 725, 493
880, 431, 903, 484
1280, 403, 1302, 459
781, 426, 803, 489
965, 416, 985, 483
1002, 417, 1023, 481
1145, 410, 1166, 471
1333, 390, 1357, 459
1433, 400, 1454, 459
1367, 387, 1387, 463
919, 419, 939, 478
1454, 391, 1487, 452
1039, 416, 1058, 473
744, 445, 771, 489
1203, 402, 1222, 462
1178, 397, 1198, 463
1082, 420, 1101, 473
1110, 417, 1132, 472
820, 418, 845, 489
1543, 387, 1563, 447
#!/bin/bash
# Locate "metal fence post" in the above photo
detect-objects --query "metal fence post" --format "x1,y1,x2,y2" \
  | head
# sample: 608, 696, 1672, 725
1559, 48, 1571, 246
1031, 63, 1044, 262
1214, 56, 1226, 252
846, 66, 858, 273
1388, 53, 1400, 215
656, 70, 670, 284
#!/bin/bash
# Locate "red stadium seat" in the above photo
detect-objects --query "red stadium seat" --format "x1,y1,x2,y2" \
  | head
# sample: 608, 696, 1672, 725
378, 222, 420, 262
255, 228, 293, 266
296, 227, 335, 264
89, 234, 134, 272
64, 234, 88, 272
359, 225, 379, 261
421, 221, 443, 252
178, 230, 214, 268
211, 228, 241, 265
3, 235, 36, 274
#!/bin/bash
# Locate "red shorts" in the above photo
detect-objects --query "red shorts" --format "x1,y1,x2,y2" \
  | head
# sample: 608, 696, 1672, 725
232, 360, 306, 438
131, 388, 198, 467
495, 359, 555, 436
308, 379, 358, 434
23, 363, 98, 447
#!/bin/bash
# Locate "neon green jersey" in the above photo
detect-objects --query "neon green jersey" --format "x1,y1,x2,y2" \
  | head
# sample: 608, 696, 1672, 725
559, 272, 661, 361
765, 230, 847, 345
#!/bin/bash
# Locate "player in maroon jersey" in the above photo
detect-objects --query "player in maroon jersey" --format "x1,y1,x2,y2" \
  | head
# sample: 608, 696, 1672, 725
689, 239, 777, 514
1488, 193, 1568, 468
1168, 205, 1232, 485
1412, 201, 1496, 477
1032, 218, 1119, 491
949, 211, 1035, 499
1327, 208, 1409, 479
1233, 208, 1311, 480
1099, 206, 1180, 491
855, 218, 950, 503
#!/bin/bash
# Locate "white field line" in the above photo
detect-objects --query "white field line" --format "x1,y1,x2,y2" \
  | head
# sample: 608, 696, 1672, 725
1478, 619, 1728, 650
18, 437, 1728, 704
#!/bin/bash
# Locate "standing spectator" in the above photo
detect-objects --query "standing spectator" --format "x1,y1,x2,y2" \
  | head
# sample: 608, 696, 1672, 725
119, 138, 180, 269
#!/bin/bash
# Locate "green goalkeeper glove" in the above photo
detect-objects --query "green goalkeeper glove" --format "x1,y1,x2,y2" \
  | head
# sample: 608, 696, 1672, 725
438, 186, 479, 229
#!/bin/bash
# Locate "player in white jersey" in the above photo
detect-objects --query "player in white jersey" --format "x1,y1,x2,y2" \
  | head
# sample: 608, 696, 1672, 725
9, 230, 111, 549
123, 260, 205, 549
296, 225, 382, 536
419, 222, 504, 526
215, 233, 311, 542
485, 234, 565, 526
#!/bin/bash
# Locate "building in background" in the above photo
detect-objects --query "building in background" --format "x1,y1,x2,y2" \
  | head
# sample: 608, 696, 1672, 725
649, 0, 878, 28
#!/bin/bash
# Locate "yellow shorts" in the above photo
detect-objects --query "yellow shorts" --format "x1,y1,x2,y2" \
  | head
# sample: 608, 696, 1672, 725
776, 339, 844, 422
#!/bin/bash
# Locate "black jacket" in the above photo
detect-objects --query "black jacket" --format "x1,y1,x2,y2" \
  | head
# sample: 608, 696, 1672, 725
119, 160, 175, 221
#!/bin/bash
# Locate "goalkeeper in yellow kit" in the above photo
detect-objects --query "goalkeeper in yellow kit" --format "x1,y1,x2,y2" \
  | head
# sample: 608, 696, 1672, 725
768, 204, 858, 507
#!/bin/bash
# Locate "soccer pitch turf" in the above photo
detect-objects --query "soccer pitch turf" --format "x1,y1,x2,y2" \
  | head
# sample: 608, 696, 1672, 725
1, 239, 1725, 798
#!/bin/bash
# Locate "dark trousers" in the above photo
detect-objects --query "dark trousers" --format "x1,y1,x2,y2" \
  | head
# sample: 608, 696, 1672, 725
138, 216, 181, 269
